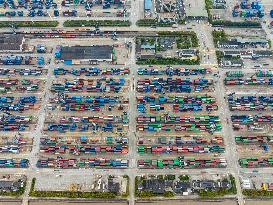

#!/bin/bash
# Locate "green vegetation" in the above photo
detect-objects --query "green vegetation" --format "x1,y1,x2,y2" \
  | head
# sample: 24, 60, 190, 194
136, 191, 156, 197
0, 181, 26, 196
212, 30, 228, 47
179, 175, 190, 181
268, 40, 272, 48
137, 19, 173, 27
29, 178, 117, 198
205, 0, 213, 23
176, 36, 193, 49
163, 191, 175, 197
243, 189, 273, 197
198, 175, 237, 198
0, 21, 58, 28
136, 190, 176, 198
136, 57, 200, 65
215, 50, 224, 64
178, 18, 186, 25
64, 20, 131, 27
164, 175, 176, 180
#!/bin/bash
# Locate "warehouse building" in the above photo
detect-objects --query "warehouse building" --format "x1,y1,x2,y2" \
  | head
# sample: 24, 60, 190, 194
59, 45, 114, 64
218, 37, 269, 49
0, 34, 25, 52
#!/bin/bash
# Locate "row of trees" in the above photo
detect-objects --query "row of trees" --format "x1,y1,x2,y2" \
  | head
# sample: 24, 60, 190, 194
136, 57, 200, 65
243, 189, 273, 197
0, 21, 58, 28
63, 20, 131, 27
212, 20, 262, 28
212, 30, 228, 47
136, 19, 173, 27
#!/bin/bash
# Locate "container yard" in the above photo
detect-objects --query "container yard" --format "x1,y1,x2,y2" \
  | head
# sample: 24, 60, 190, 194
0, 5, 272, 203
223, 69, 273, 166
0, 0, 131, 18
35, 38, 132, 169
135, 65, 225, 169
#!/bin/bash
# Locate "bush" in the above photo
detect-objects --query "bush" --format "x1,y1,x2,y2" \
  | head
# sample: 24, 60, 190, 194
179, 175, 190, 181
215, 50, 224, 64
164, 175, 176, 180
0, 21, 58, 28
136, 191, 155, 198
163, 191, 175, 197
243, 189, 273, 197
212, 30, 227, 47
64, 20, 131, 27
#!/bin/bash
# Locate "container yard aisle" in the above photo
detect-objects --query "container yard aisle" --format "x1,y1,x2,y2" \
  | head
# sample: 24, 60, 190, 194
128, 38, 137, 205
216, 69, 244, 205
22, 54, 55, 205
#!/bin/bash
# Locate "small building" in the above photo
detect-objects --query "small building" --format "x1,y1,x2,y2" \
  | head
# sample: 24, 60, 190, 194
235, 37, 268, 46
0, 181, 20, 192
159, 37, 175, 50
0, 34, 25, 52
241, 178, 251, 189
220, 59, 244, 67
223, 50, 241, 58
173, 181, 191, 193
253, 50, 273, 58
107, 178, 120, 193
137, 54, 156, 60
220, 179, 231, 189
144, 0, 152, 11
177, 49, 198, 58
143, 179, 165, 194
218, 37, 268, 49
156, 0, 177, 23
218, 40, 240, 49
192, 180, 218, 190
141, 44, 156, 50
213, 0, 226, 8
239, 50, 253, 59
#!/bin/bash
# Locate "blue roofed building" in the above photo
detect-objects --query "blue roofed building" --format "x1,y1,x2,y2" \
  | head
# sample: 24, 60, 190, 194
144, 0, 152, 11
